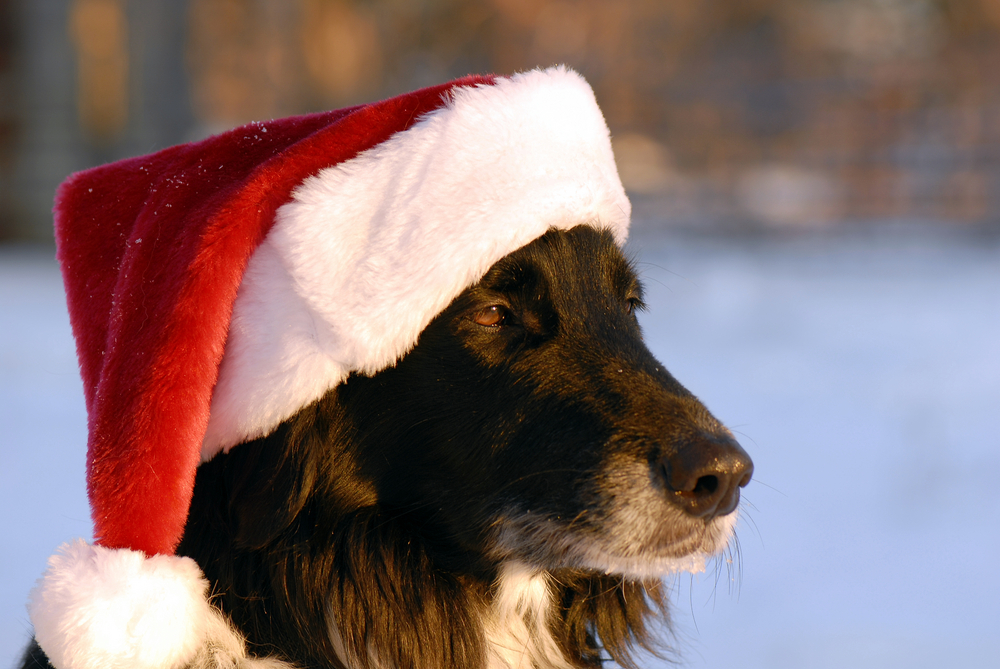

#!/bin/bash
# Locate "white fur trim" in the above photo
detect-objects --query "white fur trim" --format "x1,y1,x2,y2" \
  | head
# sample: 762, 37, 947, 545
202, 67, 630, 456
28, 540, 228, 669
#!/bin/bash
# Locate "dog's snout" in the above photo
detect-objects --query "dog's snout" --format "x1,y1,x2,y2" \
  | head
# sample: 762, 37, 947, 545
657, 433, 753, 519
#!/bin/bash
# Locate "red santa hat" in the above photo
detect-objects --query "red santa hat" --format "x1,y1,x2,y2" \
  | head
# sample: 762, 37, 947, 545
28, 66, 631, 669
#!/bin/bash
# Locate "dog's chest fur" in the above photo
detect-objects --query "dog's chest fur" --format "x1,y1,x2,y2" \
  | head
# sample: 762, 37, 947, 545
484, 564, 576, 669
324, 563, 575, 669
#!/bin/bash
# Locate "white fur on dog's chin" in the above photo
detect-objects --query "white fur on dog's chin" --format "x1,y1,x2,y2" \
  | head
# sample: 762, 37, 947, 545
28, 540, 288, 669
494, 508, 740, 580
576, 509, 739, 578
201, 66, 631, 458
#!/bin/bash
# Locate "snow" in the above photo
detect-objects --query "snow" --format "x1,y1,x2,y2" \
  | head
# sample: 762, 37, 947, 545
1, 246, 91, 669
2, 228, 998, 668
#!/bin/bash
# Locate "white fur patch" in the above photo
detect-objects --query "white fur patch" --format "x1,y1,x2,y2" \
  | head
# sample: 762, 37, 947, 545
28, 540, 284, 669
202, 66, 630, 457
494, 508, 740, 580
485, 562, 575, 669
571, 509, 739, 578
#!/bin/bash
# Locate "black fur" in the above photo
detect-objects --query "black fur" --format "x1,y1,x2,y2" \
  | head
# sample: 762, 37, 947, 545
21, 225, 751, 669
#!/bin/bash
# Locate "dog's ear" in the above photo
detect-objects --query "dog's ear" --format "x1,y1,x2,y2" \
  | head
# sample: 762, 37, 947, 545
219, 421, 318, 550
550, 571, 669, 669
322, 507, 487, 669
200, 394, 372, 551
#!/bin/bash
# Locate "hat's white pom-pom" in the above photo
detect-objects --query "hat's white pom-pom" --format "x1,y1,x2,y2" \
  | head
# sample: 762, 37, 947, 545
28, 540, 221, 669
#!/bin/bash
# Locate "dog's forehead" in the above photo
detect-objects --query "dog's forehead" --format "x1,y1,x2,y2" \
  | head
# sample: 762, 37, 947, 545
483, 225, 634, 292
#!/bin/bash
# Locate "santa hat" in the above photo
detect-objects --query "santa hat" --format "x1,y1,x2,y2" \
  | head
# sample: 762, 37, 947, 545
28, 67, 631, 669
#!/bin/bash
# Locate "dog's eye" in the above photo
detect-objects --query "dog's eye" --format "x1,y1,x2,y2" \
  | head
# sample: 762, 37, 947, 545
626, 296, 645, 315
472, 305, 507, 327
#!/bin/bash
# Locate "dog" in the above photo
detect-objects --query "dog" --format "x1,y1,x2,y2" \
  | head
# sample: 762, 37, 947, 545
21, 224, 751, 669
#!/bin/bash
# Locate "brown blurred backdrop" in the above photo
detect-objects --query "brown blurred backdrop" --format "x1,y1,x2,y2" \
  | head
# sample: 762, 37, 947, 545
1, 0, 999, 240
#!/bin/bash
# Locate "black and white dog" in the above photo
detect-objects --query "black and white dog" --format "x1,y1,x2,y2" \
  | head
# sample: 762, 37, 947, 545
22, 225, 751, 669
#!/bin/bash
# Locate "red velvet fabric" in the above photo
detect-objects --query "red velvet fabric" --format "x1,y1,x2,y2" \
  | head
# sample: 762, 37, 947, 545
55, 75, 495, 557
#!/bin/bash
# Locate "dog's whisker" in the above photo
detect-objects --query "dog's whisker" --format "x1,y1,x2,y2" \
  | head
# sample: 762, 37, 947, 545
490, 469, 594, 495
732, 534, 745, 597
635, 260, 699, 286
746, 478, 785, 496
740, 508, 765, 549
563, 509, 589, 532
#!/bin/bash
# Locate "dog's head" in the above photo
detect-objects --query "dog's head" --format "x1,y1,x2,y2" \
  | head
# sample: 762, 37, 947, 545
180, 224, 752, 669
341, 224, 752, 578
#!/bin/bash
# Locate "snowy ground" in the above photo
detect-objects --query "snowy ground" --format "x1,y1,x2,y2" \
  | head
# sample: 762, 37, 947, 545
2, 227, 998, 669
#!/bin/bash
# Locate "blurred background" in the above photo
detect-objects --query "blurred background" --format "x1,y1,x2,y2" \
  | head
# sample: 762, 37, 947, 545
2, 0, 1000, 238
1, 1, 999, 668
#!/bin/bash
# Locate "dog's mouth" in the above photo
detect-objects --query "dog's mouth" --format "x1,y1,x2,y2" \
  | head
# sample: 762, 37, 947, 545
489, 501, 739, 579
574, 511, 739, 578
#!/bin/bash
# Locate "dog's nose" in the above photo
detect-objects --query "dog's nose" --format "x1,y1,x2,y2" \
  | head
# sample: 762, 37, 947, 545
657, 432, 753, 519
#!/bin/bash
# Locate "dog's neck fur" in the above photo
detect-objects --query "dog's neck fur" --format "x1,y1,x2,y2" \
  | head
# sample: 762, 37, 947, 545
484, 563, 576, 669
327, 561, 576, 669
